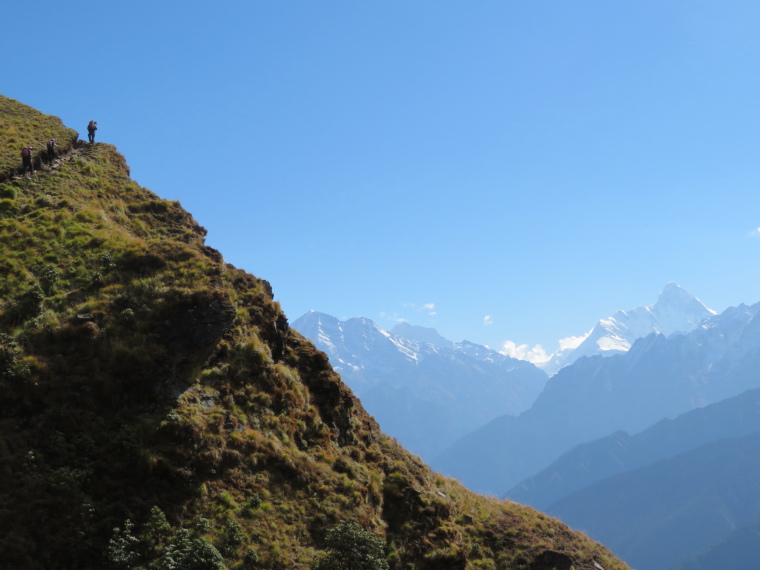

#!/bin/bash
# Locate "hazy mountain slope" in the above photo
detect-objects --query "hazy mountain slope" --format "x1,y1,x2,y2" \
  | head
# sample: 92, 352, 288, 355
293, 311, 547, 458
544, 283, 714, 374
433, 302, 760, 496
547, 432, 760, 570
508, 387, 760, 510
0, 95, 628, 570
670, 520, 760, 570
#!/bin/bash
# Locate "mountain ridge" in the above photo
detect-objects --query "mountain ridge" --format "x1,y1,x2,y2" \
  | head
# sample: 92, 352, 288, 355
508, 386, 760, 510
547, 431, 760, 570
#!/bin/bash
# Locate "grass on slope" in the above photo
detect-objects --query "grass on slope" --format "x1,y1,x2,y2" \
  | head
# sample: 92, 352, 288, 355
0, 96, 78, 176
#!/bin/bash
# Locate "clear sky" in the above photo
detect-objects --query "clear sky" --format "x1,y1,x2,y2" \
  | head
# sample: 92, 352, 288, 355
4, 1, 760, 360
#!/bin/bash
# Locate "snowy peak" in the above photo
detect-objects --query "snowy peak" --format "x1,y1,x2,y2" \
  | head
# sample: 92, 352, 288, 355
542, 283, 715, 374
651, 282, 717, 335
292, 311, 419, 377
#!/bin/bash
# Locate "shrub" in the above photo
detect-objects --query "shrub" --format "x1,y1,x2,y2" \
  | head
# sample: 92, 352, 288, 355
90, 270, 104, 289
101, 251, 116, 272
0, 198, 18, 216
145, 506, 172, 542
221, 516, 245, 555
0, 334, 24, 381
195, 518, 211, 533
0, 185, 17, 199
40, 265, 60, 295
151, 528, 224, 570
314, 521, 389, 570
107, 519, 140, 569
7, 284, 44, 324
243, 548, 259, 566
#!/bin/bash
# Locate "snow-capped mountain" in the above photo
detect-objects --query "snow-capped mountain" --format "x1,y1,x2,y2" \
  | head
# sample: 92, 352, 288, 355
293, 311, 548, 459
542, 282, 715, 374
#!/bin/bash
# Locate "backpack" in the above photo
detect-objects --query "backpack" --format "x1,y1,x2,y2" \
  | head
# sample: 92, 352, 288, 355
47, 139, 55, 149
21, 147, 31, 158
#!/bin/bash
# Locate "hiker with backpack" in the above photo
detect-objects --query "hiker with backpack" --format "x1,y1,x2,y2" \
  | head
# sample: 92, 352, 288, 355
46, 138, 57, 161
21, 145, 34, 175
87, 120, 97, 143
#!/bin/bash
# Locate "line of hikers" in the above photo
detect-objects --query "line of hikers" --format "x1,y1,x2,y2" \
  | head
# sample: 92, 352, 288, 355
20, 120, 98, 176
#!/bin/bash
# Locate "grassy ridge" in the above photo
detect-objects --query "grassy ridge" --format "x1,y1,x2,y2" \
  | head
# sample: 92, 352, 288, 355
0, 95, 629, 570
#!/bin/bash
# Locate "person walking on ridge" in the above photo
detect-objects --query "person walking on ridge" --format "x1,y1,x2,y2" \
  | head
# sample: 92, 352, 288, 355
46, 138, 57, 162
87, 120, 97, 144
21, 145, 34, 176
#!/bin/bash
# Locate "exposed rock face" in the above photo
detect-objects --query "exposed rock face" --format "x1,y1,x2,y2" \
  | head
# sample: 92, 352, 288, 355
157, 292, 236, 359
531, 550, 574, 570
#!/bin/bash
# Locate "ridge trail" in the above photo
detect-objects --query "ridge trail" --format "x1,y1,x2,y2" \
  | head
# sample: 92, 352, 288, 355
0, 138, 95, 184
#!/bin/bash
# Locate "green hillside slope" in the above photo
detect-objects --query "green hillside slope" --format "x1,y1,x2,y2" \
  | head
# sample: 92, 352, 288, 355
0, 95, 629, 570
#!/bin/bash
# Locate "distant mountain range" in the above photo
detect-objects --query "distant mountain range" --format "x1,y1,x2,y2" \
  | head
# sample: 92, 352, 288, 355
292, 311, 548, 458
431, 300, 760, 496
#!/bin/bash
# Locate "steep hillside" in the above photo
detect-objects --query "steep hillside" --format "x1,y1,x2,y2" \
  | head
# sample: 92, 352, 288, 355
0, 96, 628, 570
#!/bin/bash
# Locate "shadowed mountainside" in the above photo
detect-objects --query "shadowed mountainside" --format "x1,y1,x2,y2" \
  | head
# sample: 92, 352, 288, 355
547, 432, 760, 570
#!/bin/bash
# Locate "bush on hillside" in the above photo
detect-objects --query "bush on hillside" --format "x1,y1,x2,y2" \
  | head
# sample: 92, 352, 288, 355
313, 521, 388, 570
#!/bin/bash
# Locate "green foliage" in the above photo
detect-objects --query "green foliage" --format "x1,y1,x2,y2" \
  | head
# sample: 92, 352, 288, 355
0, 198, 18, 216
0, 333, 26, 381
196, 518, 212, 533
6, 283, 44, 324
0, 184, 16, 199
145, 506, 172, 542
101, 251, 116, 271
221, 516, 245, 555
107, 519, 141, 569
39, 264, 59, 295
313, 521, 389, 570
243, 548, 259, 566
150, 529, 225, 570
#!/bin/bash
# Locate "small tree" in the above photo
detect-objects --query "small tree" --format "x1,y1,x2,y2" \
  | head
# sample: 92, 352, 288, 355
151, 528, 225, 570
144, 506, 172, 545
107, 519, 140, 569
314, 521, 389, 570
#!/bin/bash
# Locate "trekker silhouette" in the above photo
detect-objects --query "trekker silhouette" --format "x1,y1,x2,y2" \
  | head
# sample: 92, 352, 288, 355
87, 120, 97, 143
21, 145, 34, 175
46, 138, 57, 161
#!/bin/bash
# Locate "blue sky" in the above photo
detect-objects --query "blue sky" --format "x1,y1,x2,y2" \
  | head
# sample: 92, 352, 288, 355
4, 1, 760, 360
